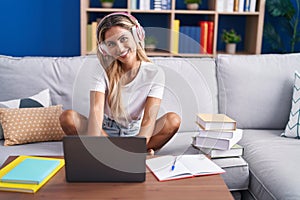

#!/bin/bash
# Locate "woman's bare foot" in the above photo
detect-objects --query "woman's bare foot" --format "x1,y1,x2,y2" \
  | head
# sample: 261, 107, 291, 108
147, 149, 154, 156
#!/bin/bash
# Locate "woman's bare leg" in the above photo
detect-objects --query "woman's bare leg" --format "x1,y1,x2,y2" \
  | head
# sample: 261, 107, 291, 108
59, 110, 88, 135
147, 112, 181, 151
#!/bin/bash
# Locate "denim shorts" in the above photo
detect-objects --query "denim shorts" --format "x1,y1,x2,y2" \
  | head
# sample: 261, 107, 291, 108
102, 115, 141, 137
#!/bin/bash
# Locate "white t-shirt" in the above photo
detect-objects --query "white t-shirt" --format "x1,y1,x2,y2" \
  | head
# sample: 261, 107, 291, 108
91, 61, 165, 128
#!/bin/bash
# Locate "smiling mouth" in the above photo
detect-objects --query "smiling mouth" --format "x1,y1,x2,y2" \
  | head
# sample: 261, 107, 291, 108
119, 49, 129, 58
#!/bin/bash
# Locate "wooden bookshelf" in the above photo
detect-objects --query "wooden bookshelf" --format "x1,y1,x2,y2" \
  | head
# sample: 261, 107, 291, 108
80, 0, 265, 57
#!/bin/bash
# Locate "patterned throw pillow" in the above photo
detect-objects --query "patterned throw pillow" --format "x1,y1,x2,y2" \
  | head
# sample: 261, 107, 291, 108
0, 89, 51, 140
0, 105, 65, 146
282, 71, 300, 138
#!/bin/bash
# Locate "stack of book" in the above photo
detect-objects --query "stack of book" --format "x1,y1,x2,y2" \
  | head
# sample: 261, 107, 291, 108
199, 21, 214, 54
192, 113, 244, 158
213, 0, 256, 12
0, 156, 64, 193
132, 0, 171, 10
173, 20, 214, 55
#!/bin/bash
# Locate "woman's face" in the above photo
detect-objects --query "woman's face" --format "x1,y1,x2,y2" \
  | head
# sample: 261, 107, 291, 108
104, 26, 138, 65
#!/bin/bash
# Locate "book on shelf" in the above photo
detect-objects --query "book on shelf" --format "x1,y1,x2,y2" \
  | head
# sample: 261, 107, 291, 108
249, 0, 256, 12
179, 26, 201, 54
0, 156, 65, 193
216, 0, 254, 12
194, 143, 244, 158
172, 19, 180, 54
91, 21, 98, 53
199, 21, 208, 54
131, 0, 137, 9
192, 128, 243, 150
86, 24, 92, 52
213, 0, 224, 12
87, 18, 102, 54
234, 0, 239, 12
244, 0, 250, 11
199, 21, 214, 54
224, 0, 234, 12
138, 0, 170, 10
206, 21, 214, 54
238, 0, 245, 12
146, 154, 225, 182
196, 113, 237, 131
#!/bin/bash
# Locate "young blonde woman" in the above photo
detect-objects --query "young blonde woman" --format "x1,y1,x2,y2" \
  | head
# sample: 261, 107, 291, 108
59, 12, 181, 154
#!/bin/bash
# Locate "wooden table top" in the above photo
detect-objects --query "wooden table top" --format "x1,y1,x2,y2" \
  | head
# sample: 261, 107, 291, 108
0, 156, 234, 200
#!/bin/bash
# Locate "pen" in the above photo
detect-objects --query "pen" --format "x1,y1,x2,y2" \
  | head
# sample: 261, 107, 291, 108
171, 156, 177, 171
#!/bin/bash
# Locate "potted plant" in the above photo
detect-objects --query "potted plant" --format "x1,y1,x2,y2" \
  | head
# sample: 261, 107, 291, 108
221, 29, 241, 54
145, 36, 157, 52
184, 0, 202, 10
100, 0, 114, 8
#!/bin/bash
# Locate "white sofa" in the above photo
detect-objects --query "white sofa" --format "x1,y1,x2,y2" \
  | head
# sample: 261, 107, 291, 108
1, 53, 300, 200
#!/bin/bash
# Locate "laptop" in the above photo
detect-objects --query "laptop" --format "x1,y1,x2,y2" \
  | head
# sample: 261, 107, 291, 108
63, 136, 147, 182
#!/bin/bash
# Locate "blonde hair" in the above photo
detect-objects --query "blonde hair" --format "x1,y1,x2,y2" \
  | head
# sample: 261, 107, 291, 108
96, 14, 150, 123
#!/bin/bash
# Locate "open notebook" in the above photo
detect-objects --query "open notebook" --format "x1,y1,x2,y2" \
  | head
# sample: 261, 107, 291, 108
146, 154, 225, 181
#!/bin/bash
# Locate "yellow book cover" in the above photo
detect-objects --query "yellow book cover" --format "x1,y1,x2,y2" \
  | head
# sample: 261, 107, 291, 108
86, 24, 92, 52
196, 113, 237, 131
91, 21, 98, 54
172, 19, 180, 54
0, 156, 64, 193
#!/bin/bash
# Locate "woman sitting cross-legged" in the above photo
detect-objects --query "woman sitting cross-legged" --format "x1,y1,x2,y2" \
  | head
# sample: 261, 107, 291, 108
59, 12, 181, 155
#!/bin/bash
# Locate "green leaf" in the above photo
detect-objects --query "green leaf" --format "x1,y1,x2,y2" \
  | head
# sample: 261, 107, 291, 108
263, 23, 286, 52
266, 0, 295, 19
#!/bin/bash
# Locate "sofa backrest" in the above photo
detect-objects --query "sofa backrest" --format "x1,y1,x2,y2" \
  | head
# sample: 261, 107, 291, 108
151, 57, 218, 132
0, 55, 218, 133
217, 53, 300, 129
0, 55, 82, 110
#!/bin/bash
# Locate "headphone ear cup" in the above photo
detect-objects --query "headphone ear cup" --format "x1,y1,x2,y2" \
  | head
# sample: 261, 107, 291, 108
132, 25, 145, 46
98, 43, 109, 56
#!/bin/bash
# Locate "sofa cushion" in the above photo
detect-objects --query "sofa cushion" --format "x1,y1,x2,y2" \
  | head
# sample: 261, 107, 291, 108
0, 105, 65, 146
217, 53, 300, 129
239, 129, 300, 200
282, 71, 300, 138
0, 89, 51, 140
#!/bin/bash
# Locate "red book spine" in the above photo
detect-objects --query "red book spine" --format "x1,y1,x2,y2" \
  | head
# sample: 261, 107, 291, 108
207, 21, 214, 54
199, 21, 208, 54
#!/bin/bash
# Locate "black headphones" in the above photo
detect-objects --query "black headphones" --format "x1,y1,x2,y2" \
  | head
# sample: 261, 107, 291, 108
97, 12, 145, 56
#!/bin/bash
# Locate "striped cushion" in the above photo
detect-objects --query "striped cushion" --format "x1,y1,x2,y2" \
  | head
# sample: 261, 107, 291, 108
282, 71, 300, 138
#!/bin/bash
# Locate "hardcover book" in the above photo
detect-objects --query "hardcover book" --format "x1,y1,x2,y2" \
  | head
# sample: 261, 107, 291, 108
0, 156, 64, 193
199, 21, 208, 54
1, 158, 61, 184
197, 128, 242, 139
192, 129, 243, 150
194, 144, 244, 158
196, 113, 237, 131
172, 19, 180, 54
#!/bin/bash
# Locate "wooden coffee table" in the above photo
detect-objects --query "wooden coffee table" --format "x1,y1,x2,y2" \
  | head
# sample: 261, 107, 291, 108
0, 156, 233, 200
